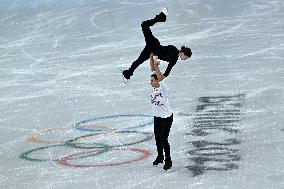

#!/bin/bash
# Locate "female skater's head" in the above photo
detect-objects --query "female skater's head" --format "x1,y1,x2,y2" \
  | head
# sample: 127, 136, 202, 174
179, 46, 192, 60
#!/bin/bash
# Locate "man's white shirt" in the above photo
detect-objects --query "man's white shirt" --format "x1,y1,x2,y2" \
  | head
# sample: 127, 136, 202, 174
150, 81, 172, 118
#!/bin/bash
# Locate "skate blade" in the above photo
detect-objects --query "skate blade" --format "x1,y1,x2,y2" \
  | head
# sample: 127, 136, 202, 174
161, 7, 168, 16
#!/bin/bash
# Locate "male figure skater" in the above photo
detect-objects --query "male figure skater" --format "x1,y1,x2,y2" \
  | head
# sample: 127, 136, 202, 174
150, 57, 173, 171
122, 8, 192, 81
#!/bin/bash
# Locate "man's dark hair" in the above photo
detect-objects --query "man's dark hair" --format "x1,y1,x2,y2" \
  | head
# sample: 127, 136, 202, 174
151, 73, 158, 81
181, 46, 192, 57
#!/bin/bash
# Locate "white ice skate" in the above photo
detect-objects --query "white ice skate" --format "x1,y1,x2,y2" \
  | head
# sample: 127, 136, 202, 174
161, 7, 168, 16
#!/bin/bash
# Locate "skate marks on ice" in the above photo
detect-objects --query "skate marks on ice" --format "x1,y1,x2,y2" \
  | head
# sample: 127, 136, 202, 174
185, 94, 245, 176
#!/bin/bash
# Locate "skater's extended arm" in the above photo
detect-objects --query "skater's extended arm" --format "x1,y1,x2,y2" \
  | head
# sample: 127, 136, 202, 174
153, 60, 165, 82
163, 63, 174, 77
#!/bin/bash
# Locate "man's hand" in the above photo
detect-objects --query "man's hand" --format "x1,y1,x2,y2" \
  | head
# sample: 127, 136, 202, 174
153, 55, 160, 68
153, 58, 165, 82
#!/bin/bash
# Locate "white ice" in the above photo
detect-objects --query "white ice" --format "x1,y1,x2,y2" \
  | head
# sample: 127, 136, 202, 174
0, 0, 284, 189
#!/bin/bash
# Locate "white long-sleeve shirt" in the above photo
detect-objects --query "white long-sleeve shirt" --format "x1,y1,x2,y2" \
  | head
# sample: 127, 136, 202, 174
150, 81, 173, 118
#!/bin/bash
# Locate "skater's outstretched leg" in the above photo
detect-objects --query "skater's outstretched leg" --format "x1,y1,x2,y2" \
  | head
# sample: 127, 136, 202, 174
122, 10, 167, 80
122, 47, 150, 79
141, 11, 167, 48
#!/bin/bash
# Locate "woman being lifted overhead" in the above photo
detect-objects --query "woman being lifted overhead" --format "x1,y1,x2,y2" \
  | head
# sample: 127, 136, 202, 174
122, 8, 192, 81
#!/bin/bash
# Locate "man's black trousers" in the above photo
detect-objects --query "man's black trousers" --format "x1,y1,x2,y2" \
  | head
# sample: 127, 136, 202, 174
154, 114, 173, 159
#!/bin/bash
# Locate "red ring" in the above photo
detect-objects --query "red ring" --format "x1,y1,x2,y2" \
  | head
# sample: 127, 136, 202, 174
58, 148, 151, 168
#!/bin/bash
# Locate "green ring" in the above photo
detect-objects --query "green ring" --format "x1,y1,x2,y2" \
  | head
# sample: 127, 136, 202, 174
66, 130, 154, 149
19, 143, 110, 162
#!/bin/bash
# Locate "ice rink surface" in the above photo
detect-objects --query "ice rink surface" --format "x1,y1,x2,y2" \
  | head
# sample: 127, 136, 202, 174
0, 0, 284, 188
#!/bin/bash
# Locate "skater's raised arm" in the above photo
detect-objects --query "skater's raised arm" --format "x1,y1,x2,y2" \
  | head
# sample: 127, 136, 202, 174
153, 59, 165, 82
149, 53, 155, 72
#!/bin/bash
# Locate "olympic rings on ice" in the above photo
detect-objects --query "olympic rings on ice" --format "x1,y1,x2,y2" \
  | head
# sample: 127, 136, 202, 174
21, 114, 154, 168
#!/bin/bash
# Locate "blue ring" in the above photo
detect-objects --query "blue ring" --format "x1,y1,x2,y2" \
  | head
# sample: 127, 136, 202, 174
74, 114, 153, 132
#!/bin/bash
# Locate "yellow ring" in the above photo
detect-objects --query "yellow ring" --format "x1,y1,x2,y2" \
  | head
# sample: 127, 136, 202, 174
28, 124, 113, 144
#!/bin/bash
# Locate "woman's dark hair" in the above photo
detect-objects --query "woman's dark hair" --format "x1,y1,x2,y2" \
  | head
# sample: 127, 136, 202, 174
151, 73, 158, 81
181, 46, 192, 57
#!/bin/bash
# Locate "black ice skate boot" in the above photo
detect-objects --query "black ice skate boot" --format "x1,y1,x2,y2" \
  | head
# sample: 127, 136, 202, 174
122, 69, 133, 80
163, 158, 172, 171
154, 7, 168, 22
153, 156, 164, 166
